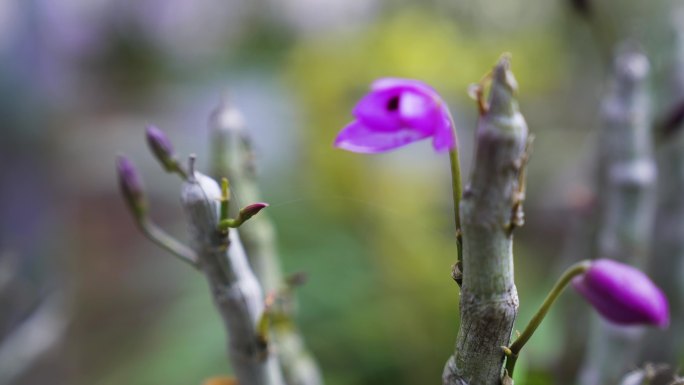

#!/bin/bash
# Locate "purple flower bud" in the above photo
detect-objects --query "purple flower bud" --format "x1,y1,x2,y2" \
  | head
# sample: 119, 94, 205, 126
238, 202, 269, 222
572, 259, 669, 328
116, 155, 147, 217
146, 125, 177, 171
334, 78, 456, 154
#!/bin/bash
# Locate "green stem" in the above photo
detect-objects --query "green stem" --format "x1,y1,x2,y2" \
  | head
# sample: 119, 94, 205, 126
449, 150, 462, 229
220, 178, 230, 224
218, 218, 239, 230
170, 160, 189, 180
139, 219, 198, 267
449, 149, 463, 263
505, 260, 591, 376
447, 113, 463, 262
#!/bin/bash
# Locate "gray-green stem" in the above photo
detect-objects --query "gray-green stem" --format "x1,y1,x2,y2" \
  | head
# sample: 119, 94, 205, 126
181, 170, 285, 385
505, 260, 591, 377
577, 47, 656, 385
442, 56, 529, 385
641, 5, 684, 363
138, 219, 198, 267
209, 99, 324, 385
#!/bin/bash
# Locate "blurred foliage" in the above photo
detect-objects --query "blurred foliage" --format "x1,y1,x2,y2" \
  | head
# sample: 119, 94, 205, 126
99, 276, 228, 385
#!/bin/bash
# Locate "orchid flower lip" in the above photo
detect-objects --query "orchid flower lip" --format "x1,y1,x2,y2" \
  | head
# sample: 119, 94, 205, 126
334, 78, 457, 154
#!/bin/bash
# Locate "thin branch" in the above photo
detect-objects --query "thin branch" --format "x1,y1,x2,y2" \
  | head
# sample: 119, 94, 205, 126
138, 219, 199, 268
181, 169, 285, 385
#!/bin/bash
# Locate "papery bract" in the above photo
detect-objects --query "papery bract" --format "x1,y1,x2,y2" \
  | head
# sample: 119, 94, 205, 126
572, 259, 669, 328
335, 78, 456, 153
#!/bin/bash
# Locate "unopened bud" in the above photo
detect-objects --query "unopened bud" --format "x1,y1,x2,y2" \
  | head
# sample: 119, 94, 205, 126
237, 202, 269, 223
218, 202, 269, 229
573, 259, 669, 328
116, 155, 147, 218
146, 125, 182, 175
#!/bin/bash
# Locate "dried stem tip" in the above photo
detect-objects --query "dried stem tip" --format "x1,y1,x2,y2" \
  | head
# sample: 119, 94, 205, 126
487, 55, 519, 118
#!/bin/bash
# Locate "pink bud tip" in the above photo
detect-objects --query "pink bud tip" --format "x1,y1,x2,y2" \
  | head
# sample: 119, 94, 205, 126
239, 202, 269, 221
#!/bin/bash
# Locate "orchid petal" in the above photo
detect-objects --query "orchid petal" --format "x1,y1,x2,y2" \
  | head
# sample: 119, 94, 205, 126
399, 91, 446, 134
334, 121, 431, 154
336, 78, 457, 154
432, 117, 456, 152
352, 88, 402, 131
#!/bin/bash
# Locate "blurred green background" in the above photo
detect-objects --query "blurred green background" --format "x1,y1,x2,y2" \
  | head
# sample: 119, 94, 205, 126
0, 0, 679, 384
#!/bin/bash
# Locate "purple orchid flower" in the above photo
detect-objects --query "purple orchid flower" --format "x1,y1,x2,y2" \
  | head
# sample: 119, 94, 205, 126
573, 259, 669, 328
334, 78, 456, 153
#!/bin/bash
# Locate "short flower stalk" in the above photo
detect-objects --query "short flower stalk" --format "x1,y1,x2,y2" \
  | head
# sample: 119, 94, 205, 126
447, 116, 464, 268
